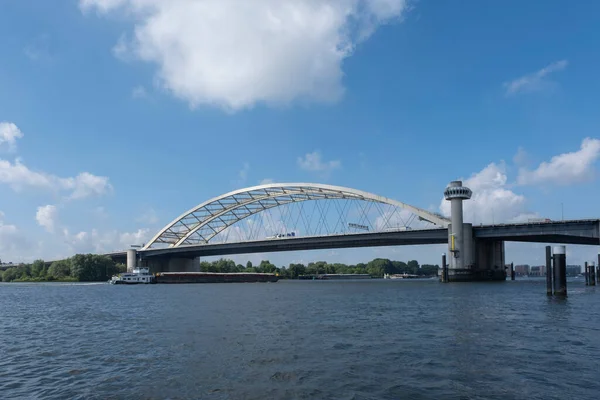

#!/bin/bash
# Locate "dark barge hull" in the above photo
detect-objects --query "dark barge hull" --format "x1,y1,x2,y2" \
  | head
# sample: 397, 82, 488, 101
155, 272, 279, 284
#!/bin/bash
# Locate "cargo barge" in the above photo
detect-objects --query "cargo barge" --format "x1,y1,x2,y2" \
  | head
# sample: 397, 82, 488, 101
298, 274, 372, 280
154, 272, 279, 284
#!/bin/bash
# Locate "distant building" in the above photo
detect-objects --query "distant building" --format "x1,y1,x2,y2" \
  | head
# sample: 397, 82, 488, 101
566, 265, 582, 276
529, 265, 546, 277
514, 264, 530, 276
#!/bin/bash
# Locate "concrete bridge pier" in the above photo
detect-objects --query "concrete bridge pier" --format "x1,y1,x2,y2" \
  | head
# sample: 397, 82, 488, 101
444, 180, 506, 282
446, 222, 477, 281
127, 249, 138, 272
143, 256, 201, 273
473, 240, 506, 281
597, 252, 600, 285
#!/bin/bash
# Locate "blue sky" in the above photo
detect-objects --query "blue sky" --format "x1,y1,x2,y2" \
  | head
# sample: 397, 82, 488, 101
1, 0, 599, 266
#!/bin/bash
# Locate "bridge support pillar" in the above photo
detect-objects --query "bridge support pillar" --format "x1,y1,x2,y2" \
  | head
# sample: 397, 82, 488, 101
585, 262, 589, 285
473, 240, 506, 281
597, 252, 600, 286
127, 249, 137, 272
447, 223, 477, 281
553, 246, 567, 296
448, 238, 505, 281
145, 256, 201, 273
546, 246, 553, 296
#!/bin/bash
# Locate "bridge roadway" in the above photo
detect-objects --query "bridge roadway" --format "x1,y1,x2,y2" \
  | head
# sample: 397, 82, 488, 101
106, 219, 600, 263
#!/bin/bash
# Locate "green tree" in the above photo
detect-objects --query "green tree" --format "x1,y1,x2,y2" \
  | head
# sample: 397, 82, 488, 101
392, 261, 408, 274
215, 258, 237, 272
199, 261, 213, 272
246, 261, 252, 269
2, 268, 17, 282
71, 254, 116, 281
31, 259, 46, 278
287, 263, 306, 278
420, 264, 439, 276
407, 260, 420, 274
258, 260, 276, 273
48, 259, 72, 280
365, 258, 393, 277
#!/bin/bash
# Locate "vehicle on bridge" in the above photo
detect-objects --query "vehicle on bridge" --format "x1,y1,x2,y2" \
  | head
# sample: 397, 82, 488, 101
383, 226, 412, 232
266, 232, 296, 239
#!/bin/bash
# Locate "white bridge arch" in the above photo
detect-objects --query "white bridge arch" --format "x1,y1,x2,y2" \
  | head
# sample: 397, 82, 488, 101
142, 183, 450, 249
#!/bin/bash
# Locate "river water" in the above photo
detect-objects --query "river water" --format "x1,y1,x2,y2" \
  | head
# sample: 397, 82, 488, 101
1, 278, 599, 399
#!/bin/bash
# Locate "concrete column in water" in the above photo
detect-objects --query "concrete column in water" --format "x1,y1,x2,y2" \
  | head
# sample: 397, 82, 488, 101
510, 262, 515, 280
591, 262, 596, 286
126, 249, 137, 272
441, 253, 447, 282
597, 252, 600, 286
585, 262, 589, 286
545, 246, 552, 296
552, 246, 567, 297
444, 181, 472, 275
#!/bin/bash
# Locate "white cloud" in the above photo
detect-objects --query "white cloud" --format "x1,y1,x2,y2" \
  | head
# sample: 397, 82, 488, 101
0, 158, 112, 199
0, 212, 32, 262
513, 146, 528, 166
517, 137, 600, 186
36, 205, 58, 233
439, 163, 535, 224
30, 204, 151, 256
92, 206, 109, 220
63, 227, 151, 254
259, 178, 274, 185
0, 122, 24, 152
132, 85, 148, 99
297, 151, 341, 175
80, 0, 409, 111
230, 163, 251, 187
0, 122, 112, 199
238, 163, 250, 182
504, 60, 568, 96
374, 208, 433, 231
136, 206, 159, 225
65, 172, 113, 200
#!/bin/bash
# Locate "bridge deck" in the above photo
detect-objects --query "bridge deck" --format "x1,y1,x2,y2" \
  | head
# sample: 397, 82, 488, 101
103, 219, 599, 261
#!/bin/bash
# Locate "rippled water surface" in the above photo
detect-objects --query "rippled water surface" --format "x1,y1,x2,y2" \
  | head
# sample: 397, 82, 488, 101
1, 278, 599, 399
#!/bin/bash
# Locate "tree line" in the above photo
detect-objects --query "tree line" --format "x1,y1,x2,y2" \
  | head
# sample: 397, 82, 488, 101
0, 255, 438, 282
200, 258, 439, 279
0, 254, 126, 282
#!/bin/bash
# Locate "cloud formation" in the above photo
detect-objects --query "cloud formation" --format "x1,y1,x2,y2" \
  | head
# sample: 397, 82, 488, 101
64, 227, 151, 254
0, 159, 112, 199
504, 60, 568, 96
80, 0, 409, 111
517, 137, 600, 186
439, 163, 535, 224
0, 122, 24, 152
0, 211, 31, 261
131, 85, 148, 99
297, 150, 341, 175
136, 206, 159, 225
0, 122, 113, 200
36, 205, 58, 233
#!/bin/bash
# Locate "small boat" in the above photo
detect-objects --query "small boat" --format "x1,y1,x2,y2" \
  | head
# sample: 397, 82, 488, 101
110, 267, 156, 284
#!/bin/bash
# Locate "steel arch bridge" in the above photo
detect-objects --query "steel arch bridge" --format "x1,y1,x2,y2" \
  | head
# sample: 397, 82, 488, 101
142, 183, 450, 250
